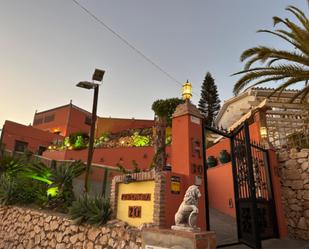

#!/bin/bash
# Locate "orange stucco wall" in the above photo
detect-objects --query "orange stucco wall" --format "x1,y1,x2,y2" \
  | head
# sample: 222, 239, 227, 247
249, 121, 261, 143
66, 106, 92, 135
206, 120, 261, 159
33, 104, 91, 136
164, 172, 186, 228
207, 163, 236, 218
95, 117, 154, 138
43, 146, 172, 171
206, 138, 230, 160
1, 120, 62, 153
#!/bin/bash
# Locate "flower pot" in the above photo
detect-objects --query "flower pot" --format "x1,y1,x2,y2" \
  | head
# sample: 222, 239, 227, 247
219, 150, 231, 164
207, 156, 217, 168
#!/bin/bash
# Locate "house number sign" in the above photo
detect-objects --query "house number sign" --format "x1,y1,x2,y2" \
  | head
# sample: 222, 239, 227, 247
128, 206, 141, 218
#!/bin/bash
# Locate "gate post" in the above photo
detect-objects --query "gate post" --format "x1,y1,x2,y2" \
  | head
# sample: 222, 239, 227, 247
267, 149, 288, 238
171, 100, 207, 230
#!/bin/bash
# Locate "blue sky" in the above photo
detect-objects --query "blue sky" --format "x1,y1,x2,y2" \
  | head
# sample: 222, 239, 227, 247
0, 0, 307, 128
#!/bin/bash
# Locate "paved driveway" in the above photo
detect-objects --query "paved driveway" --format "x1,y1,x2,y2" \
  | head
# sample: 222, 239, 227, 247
224, 239, 309, 249
209, 208, 309, 248
209, 208, 238, 245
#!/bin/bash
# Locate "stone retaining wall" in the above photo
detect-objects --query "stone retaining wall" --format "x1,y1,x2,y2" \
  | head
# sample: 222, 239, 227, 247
278, 148, 309, 240
0, 205, 142, 249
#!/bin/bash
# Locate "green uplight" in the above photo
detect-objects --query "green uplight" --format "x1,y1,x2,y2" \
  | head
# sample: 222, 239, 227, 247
47, 187, 59, 197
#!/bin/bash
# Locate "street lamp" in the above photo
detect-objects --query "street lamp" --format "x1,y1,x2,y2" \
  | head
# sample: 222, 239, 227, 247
76, 68, 105, 193
182, 80, 192, 101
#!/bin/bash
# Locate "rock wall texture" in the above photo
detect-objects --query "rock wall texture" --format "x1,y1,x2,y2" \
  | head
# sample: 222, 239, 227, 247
0, 205, 142, 249
278, 148, 309, 240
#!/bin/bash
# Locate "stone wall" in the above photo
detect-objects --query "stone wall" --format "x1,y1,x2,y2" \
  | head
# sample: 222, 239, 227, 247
278, 148, 309, 240
0, 205, 142, 249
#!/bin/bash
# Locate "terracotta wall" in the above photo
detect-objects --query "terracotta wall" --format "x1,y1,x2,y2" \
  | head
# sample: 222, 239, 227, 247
249, 121, 261, 143
33, 105, 71, 136
206, 138, 230, 160
164, 172, 186, 228
43, 146, 172, 172
1, 121, 62, 153
207, 163, 236, 218
66, 106, 92, 135
206, 120, 261, 159
95, 117, 154, 138
33, 105, 91, 136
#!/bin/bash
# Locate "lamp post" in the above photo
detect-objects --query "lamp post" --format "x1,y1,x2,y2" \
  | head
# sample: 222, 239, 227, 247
182, 80, 193, 101
76, 69, 105, 193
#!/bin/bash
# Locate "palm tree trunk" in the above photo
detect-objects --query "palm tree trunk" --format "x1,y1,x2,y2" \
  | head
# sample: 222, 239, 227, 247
153, 116, 166, 172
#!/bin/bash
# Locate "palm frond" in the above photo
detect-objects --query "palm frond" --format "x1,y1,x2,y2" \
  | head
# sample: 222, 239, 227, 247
257, 29, 299, 49
286, 6, 309, 31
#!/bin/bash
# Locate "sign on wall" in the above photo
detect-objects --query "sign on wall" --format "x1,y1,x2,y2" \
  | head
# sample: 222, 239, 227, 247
117, 181, 155, 227
190, 115, 201, 125
121, 193, 151, 201
171, 176, 180, 194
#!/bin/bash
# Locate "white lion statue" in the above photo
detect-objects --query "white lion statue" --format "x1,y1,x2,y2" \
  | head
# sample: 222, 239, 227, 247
171, 185, 201, 231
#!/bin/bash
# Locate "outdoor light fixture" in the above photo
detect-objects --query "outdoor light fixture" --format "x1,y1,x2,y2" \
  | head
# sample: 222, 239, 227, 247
260, 126, 268, 139
182, 80, 192, 100
124, 174, 135, 184
76, 81, 98, 89
52, 128, 60, 134
76, 68, 105, 193
92, 68, 105, 81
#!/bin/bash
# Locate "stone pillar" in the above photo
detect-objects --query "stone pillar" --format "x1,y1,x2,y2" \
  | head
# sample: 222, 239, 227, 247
142, 229, 216, 249
171, 100, 207, 230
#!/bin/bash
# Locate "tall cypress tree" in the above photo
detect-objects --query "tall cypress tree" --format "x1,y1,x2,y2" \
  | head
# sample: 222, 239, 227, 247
198, 72, 221, 126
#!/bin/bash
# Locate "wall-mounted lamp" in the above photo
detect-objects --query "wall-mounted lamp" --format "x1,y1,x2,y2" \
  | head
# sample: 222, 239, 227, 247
124, 174, 136, 184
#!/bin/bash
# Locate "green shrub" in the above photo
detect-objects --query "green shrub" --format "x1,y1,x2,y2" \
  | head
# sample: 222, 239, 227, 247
152, 98, 184, 125
69, 194, 112, 226
69, 132, 89, 146
0, 174, 17, 205
48, 161, 86, 211
0, 152, 85, 212
0, 155, 24, 177
74, 136, 86, 150
131, 132, 150, 147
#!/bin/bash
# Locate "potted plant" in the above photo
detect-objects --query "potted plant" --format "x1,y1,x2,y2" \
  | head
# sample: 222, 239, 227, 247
207, 156, 217, 168
219, 150, 231, 164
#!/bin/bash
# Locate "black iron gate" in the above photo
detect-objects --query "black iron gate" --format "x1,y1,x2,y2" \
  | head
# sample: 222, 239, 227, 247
204, 121, 278, 249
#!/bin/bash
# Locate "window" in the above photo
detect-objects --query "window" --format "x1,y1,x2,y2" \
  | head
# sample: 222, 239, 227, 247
44, 114, 55, 123
33, 118, 43, 125
85, 116, 92, 126
14, 140, 28, 152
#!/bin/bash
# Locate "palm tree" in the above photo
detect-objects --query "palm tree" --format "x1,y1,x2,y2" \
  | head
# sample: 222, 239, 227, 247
233, 5, 309, 103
